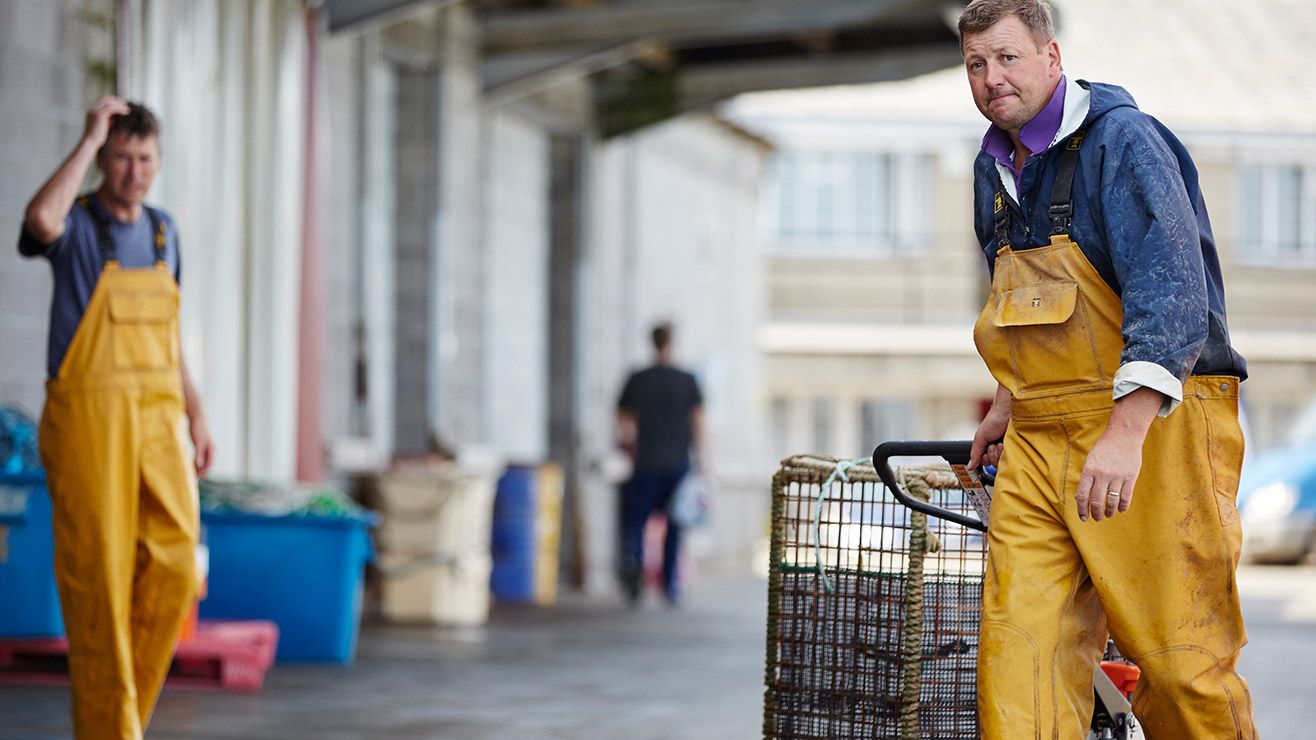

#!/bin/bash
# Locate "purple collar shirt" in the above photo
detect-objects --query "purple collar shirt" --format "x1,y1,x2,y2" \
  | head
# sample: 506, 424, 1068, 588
981, 75, 1068, 197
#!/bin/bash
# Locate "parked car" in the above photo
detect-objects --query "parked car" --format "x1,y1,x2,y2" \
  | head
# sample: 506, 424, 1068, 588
1238, 443, 1316, 564
1237, 399, 1316, 564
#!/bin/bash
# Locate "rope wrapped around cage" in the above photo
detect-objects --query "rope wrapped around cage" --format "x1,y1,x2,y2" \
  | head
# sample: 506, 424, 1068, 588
809, 455, 870, 594
765, 454, 887, 737
897, 466, 958, 739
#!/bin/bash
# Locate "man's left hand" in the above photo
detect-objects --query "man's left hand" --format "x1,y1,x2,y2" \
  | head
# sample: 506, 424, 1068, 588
190, 414, 215, 478
1074, 387, 1163, 522
1075, 427, 1144, 522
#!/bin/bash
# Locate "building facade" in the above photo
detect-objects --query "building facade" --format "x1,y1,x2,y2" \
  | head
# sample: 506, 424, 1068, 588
731, 0, 1316, 463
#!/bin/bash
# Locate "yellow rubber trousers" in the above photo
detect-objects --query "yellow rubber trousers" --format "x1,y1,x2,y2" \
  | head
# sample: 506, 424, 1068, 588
972, 237, 1256, 739
38, 261, 198, 740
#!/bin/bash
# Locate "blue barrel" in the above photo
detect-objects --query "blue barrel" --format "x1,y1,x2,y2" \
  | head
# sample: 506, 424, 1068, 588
0, 471, 65, 636
490, 466, 538, 602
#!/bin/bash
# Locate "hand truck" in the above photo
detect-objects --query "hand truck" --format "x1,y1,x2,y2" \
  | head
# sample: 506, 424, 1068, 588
761, 441, 1142, 739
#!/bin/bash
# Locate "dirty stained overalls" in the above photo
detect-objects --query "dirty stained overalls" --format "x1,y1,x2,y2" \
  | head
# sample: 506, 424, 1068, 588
38, 199, 199, 740
972, 133, 1256, 739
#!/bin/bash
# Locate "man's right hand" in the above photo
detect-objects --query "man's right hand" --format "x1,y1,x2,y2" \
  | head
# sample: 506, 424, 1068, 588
83, 96, 130, 149
969, 384, 1013, 469
23, 96, 132, 245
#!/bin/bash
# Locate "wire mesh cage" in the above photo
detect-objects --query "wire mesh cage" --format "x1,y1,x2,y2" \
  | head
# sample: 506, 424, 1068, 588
763, 454, 987, 739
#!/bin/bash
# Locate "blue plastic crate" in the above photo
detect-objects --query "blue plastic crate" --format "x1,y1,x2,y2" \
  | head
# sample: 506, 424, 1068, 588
0, 471, 64, 637
198, 510, 375, 663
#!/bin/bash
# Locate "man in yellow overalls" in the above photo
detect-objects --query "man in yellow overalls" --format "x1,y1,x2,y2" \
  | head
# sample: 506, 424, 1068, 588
957, 1, 1256, 737
19, 96, 214, 739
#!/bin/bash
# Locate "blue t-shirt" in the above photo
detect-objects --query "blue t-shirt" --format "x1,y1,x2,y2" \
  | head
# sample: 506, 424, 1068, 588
18, 193, 181, 378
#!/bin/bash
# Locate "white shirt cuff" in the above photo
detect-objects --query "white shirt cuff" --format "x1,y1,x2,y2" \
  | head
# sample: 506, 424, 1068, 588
1112, 361, 1183, 417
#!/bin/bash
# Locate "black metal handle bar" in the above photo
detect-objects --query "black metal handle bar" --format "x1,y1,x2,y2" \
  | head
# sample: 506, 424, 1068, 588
871, 440, 988, 532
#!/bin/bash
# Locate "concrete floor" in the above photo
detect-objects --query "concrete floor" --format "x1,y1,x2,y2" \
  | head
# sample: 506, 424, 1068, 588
2, 567, 1314, 739
0, 576, 766, 740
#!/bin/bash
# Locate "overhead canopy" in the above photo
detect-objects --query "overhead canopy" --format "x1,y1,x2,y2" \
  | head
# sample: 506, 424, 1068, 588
323, 0, 459, 31
326, 0, 970, 136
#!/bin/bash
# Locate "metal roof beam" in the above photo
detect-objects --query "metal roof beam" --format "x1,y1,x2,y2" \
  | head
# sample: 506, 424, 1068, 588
325, 0, 460, 33
678, 43, 963, 108
484, 41, 655, 104
482, 0, 919, 52
595, 42, 962, 138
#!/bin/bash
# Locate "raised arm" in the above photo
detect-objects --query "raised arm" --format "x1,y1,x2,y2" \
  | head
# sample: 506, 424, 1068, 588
23, 96, 129, 245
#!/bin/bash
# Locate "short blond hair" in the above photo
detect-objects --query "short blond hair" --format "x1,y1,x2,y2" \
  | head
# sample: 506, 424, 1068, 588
958, 0, 1055, 47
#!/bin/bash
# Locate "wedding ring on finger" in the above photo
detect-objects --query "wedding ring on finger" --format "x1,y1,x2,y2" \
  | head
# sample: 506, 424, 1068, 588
1106, 490, 1121, 500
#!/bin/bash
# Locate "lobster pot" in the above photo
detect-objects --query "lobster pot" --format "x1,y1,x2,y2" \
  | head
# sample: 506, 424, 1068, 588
764, 456, 987, 739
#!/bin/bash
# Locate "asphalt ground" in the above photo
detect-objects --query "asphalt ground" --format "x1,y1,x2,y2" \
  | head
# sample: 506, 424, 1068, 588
0, 566, 1311, 739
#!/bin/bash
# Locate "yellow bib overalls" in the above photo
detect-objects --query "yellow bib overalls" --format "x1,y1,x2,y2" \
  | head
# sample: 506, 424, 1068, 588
37, 199, 199, 739
971, 137, 1256, 739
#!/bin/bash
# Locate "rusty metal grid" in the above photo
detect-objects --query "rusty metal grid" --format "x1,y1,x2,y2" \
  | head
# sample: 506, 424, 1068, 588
763, 456, 986, 739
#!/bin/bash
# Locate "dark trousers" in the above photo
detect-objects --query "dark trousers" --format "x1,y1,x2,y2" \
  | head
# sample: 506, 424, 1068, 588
619, 468, 686, 599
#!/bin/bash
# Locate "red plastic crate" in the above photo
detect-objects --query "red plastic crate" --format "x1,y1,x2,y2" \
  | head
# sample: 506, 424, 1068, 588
0, 619, 278, 692
171, 620, 280, 691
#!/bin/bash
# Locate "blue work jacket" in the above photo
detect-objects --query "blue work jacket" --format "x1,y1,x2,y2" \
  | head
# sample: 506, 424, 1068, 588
972, 81, 1246, 382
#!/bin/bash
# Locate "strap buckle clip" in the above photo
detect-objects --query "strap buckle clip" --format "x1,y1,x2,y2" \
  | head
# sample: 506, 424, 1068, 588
1048, 203, 1073, 235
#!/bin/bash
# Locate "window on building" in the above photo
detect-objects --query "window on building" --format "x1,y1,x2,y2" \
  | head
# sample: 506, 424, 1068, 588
769, 150, 934, 255
1237, 164, 1316, 265
812, 398, 834, 455
859, 399, 916, 449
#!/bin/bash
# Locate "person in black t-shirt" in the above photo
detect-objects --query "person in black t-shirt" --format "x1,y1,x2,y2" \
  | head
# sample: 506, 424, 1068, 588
616, 322, 704, 604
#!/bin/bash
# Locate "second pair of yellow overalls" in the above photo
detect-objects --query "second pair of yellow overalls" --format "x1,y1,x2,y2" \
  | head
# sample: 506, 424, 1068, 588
38, 198, 199, 740
972, 136, 1256, 739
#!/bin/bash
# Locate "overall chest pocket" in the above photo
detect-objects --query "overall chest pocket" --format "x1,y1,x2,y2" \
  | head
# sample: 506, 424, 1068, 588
108, 291, 178, 371
992, 281, 1105, 394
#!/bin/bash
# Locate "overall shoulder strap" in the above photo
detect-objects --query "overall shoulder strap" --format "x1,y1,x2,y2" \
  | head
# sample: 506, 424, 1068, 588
144, 206, 167, 263
1047, 130, 1086, 236
992, 177, 1012, 250
78, 194, 116, 260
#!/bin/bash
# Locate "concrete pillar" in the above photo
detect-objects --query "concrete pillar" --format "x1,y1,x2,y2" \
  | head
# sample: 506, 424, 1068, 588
392, 64, 439, 455
549, 133, 587, 586
360, 37, 399, 458
432, 4, 485, 450
480, 109, 549, 462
